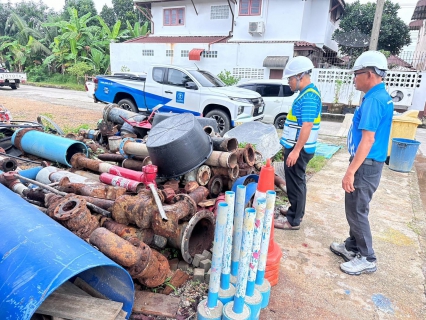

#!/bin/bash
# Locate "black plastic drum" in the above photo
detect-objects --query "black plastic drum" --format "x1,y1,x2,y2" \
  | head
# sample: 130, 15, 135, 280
147, 113, 213, 178
152, 112, 219, 133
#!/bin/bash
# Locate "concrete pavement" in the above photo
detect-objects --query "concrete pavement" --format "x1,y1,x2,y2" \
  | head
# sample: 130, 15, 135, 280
262, 121, 426, 319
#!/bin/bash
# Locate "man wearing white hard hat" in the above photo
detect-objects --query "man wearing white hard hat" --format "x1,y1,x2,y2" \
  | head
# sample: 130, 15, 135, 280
330, 50, 393, 275
274, 56, 322, 230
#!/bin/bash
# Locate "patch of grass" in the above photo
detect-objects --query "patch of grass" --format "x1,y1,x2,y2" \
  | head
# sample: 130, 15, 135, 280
26, 81, 85, 91
63, 123, 91, 134
306, 155, 327, 174
273, 148, 284, 162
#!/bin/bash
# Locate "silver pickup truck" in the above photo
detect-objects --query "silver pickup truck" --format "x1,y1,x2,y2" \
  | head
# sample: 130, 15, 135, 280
0, 67, 27, 90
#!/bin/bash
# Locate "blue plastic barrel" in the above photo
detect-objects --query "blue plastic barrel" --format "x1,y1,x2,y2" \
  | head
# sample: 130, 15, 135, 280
0, 184, 135, 319
389, 138, 421, 173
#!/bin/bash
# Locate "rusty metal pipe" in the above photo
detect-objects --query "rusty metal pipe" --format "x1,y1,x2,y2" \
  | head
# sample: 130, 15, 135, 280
197, 165, 211, 186
187, 186, 209, 205
244, 144, 256, 166
97, 153, 126, 162
90, 228, 170, 287
0, 156, 17, 172
211, 137, 238, 152
205, 151, 237, 169
100, 173, 144, 193
274, 174, 287, 195
207, 175, 224, 198
211, 165, 239, 180
122, 159, 144, 171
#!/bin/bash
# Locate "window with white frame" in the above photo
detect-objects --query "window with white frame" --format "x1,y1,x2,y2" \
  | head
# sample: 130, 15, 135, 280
232, 68, 265, 79
211, 5, 229, 19
142, 50, 154, 56
166, 50, 174, 57
239, 0, 262, 16
164, 8, 185, 26
201, 51, 218, 58
181, 50, 189, 57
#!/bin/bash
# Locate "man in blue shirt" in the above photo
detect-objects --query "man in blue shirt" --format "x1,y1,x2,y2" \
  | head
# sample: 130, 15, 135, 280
274, 56, 322, 230
330, 51, 394, 275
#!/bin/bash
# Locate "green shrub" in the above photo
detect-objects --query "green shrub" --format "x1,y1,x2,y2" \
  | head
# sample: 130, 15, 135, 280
217, 69, 240, 86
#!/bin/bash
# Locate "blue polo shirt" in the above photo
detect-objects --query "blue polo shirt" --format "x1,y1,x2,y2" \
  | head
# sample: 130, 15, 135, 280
347, 83, 393, 162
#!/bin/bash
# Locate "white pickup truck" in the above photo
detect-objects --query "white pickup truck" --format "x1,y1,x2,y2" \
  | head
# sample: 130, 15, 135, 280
0, 67, 27, 89
87, 65, 265, 135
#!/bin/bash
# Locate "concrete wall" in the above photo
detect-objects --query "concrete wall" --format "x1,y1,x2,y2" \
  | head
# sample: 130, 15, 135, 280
110, 42, 294, 80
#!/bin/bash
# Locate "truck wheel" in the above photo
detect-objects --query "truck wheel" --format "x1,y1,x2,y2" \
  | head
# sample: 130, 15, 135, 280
206, 109, 230, 136
274, 114, 287, 129
11, 84, 17, 90
118, 98, 138, 113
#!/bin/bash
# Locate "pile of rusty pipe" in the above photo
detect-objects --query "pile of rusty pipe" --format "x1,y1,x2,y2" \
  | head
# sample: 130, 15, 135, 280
207, 174, 223, 198
211, 137, 238, 152
0, 155, 17, 172
97, 154, 146, 162
203, 126, 215, 136
53, 196, 99, 239
122, 140, 149, 158
102, 219, 167, 249
0, 171, 28, 195
235, 145, 255, 167
211, 165, 239, 180
57, 176, 126, 201
69, 169, 101, 181
161, 187, 176, 204
187, 186, 209, 205
89, 227, 169, 287
24, 188, 115, 211
204, 151, 237, 168
100, 173, 144, 193
71, 153, 146, 182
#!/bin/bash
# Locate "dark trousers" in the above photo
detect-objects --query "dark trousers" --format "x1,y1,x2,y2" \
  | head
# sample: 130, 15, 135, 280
284, 147, 314, 226
344, 159, 384, 262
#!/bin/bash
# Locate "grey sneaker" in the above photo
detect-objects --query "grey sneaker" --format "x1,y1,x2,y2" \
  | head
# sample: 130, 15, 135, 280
330, 242, 356, 262
340, 253, 377, 275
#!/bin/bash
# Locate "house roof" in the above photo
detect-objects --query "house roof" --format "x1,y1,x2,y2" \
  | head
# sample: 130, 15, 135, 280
124, 35, 231, 44
387, 55, 413, 68
412, 0, 426, 20
409, 19, 425, 30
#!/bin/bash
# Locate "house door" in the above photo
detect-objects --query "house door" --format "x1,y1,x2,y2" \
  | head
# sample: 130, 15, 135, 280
269, 69, 283, 79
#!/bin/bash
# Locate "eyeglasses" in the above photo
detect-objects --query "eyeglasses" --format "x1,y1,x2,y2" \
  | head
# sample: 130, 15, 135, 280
354, 71, 369, 77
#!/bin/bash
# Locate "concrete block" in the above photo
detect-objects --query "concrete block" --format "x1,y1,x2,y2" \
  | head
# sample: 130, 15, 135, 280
202, 249, 212, 260
192, 254, 204, 267
178, 260, 189, 271
193, 268, 205, 283
169, 258, 179, 271
204, 268, 211, 284
199, 259, 212, 272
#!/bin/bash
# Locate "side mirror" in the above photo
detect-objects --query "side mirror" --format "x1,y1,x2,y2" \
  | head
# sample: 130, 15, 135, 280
185, 82, 198, 90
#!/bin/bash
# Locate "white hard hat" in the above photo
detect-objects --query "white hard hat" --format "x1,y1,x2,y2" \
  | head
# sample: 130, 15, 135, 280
283, 56, 315, 78
352, 50, 388, 74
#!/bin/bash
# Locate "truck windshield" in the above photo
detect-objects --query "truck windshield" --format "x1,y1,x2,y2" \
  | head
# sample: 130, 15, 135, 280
188, 70, 225, 87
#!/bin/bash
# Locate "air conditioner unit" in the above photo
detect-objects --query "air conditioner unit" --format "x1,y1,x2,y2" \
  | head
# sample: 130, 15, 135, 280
248, 21, 265, 35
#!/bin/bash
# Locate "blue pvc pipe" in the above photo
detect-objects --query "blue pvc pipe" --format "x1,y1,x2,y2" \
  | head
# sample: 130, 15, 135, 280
18, 166, 43, 180
0, 184, 134, 319
12, 129, 88, 167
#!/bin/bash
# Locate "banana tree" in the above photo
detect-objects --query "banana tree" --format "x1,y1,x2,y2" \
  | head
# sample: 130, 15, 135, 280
82, 47, 110, 74
126, 20, 149, 39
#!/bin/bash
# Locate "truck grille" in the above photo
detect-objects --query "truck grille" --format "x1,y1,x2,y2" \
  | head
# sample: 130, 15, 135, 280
252, 98, 265, 117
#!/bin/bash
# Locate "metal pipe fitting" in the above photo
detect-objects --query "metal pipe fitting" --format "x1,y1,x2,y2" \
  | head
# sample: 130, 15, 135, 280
205, 151, 237, 169
244, 144, 256, 166
103, 103, 145, 125
1, 171, 28, 195
203, 125, 215, 136
108, 136, 122, 152
211, 137, 238, 152
97, 153, 126, 162
122, 158, 144, 171
207, 175, 224, 198
0, 155, 17, 172
197, 165, 211, 186
161, 187, 176, 204
53, 196, 99, 239
184, 181, 199, 193
120, 138, 150, 158
12, 129, 88, 167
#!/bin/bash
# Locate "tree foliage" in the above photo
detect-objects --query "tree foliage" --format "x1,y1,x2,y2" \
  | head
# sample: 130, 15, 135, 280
112, 0, 138, 29
333, 0, 411, 56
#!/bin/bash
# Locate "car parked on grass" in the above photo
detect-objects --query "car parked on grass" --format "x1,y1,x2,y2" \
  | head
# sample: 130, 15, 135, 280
236, 79, 295, 129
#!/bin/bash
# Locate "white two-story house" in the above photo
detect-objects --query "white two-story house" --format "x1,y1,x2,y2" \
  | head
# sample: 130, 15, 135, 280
110, 0, 345, 80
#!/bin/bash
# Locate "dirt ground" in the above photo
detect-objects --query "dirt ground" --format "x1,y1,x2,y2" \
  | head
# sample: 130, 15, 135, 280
0, 96, 101, 131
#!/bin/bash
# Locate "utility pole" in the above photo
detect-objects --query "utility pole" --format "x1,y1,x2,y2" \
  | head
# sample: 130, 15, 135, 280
369, 0, 385, 50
